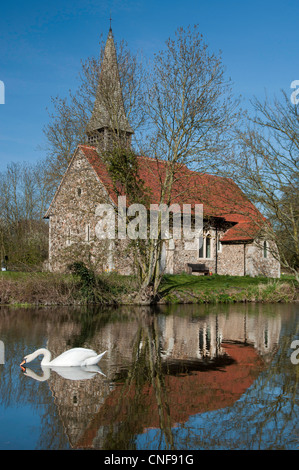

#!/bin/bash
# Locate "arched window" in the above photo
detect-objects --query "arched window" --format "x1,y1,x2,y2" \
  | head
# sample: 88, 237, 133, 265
199, 235, 212, 259
263, 240, 267, 258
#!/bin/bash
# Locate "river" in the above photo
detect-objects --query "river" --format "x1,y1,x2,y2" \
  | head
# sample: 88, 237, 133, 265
0, 302, 298, 450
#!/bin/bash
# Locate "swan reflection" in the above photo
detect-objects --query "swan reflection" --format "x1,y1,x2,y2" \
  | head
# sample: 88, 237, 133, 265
22, 364, 106, 382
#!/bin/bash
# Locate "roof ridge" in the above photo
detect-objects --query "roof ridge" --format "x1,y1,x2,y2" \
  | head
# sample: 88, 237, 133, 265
78, 146, 245, 183
78, 144, 97, 149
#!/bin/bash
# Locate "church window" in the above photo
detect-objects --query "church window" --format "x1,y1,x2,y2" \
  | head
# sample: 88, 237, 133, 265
217, 236, 222, 252
198, 235, 212, 259
77, 188, 81, 197
205, 236, 211, 258
199, 237, 204, 258
263, 240, 267, 258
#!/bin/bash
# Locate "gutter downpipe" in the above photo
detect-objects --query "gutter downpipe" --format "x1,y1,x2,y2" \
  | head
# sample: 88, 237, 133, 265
215, 227, 218, 274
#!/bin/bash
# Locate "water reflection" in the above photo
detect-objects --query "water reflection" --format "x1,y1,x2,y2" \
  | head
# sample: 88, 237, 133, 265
0, 303, 298, 450
23, 365, 105, 382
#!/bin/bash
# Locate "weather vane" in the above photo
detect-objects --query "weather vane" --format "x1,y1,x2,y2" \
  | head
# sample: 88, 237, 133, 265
109, 11, 112, 30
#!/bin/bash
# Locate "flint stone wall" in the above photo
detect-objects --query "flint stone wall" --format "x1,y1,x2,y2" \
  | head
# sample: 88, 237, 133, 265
48, 148, 133, 275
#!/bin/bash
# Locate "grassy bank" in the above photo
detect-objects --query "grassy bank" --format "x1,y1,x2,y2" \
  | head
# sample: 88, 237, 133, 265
159, 273, 298, 304
0, 271, 79, 306
0, 270, 298, 306
0, 270, 138, 306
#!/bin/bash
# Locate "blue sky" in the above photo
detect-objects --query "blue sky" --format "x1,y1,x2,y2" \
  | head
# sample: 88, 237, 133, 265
0, 0, 298, 171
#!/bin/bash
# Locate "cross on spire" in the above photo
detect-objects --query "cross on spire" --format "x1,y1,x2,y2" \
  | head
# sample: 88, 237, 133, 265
108, 11, 113, 38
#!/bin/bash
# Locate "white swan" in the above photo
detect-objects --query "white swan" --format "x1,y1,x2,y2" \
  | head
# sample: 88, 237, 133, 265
20, 347, 107, 368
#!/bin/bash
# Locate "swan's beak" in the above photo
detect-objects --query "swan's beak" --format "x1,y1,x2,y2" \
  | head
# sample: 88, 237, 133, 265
20, 359, 26, 368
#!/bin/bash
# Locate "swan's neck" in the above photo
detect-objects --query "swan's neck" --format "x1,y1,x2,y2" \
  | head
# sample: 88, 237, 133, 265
27, 348, 52, 365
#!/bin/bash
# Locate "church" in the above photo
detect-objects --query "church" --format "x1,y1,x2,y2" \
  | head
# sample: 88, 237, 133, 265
44, 27, 280, 278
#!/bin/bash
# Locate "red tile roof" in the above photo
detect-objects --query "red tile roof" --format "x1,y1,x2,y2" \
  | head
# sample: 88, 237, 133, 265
79, 145, 265, 242
75, 342, 265, 448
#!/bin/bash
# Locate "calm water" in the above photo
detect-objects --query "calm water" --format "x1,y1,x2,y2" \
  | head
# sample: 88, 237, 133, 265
0, 302, 298, 450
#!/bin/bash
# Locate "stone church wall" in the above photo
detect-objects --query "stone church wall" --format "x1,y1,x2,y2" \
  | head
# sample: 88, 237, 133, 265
217, 243, 245, 276
49, 148, 117, 273
164, 237, 280, 278
47, 148, 280, 279
245, 239, 280, 278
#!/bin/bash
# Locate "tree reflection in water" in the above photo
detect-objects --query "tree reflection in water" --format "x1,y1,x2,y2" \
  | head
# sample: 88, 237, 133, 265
0, 303, 298, 450
97, 319, 261, 450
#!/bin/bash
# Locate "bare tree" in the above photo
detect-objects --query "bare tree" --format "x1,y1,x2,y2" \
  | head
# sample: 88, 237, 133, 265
136, 25, 240, 295
226, 91, 299, 279
144, 25, 239, 172
0, 161, 50, 269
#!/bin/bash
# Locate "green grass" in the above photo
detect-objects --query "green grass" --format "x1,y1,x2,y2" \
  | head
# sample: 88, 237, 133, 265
0, 271, 34, 280
0, 270, 73, 281
158, 273, 298, 304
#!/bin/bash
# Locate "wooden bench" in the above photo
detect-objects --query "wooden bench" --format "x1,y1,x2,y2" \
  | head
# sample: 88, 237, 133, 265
187, 263, 210, 275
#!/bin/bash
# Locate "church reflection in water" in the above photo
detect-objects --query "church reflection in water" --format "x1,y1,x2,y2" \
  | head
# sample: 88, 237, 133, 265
21, 305, 281, 449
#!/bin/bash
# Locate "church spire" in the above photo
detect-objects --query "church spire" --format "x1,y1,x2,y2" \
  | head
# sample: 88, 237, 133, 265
86, 26, 133, 150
